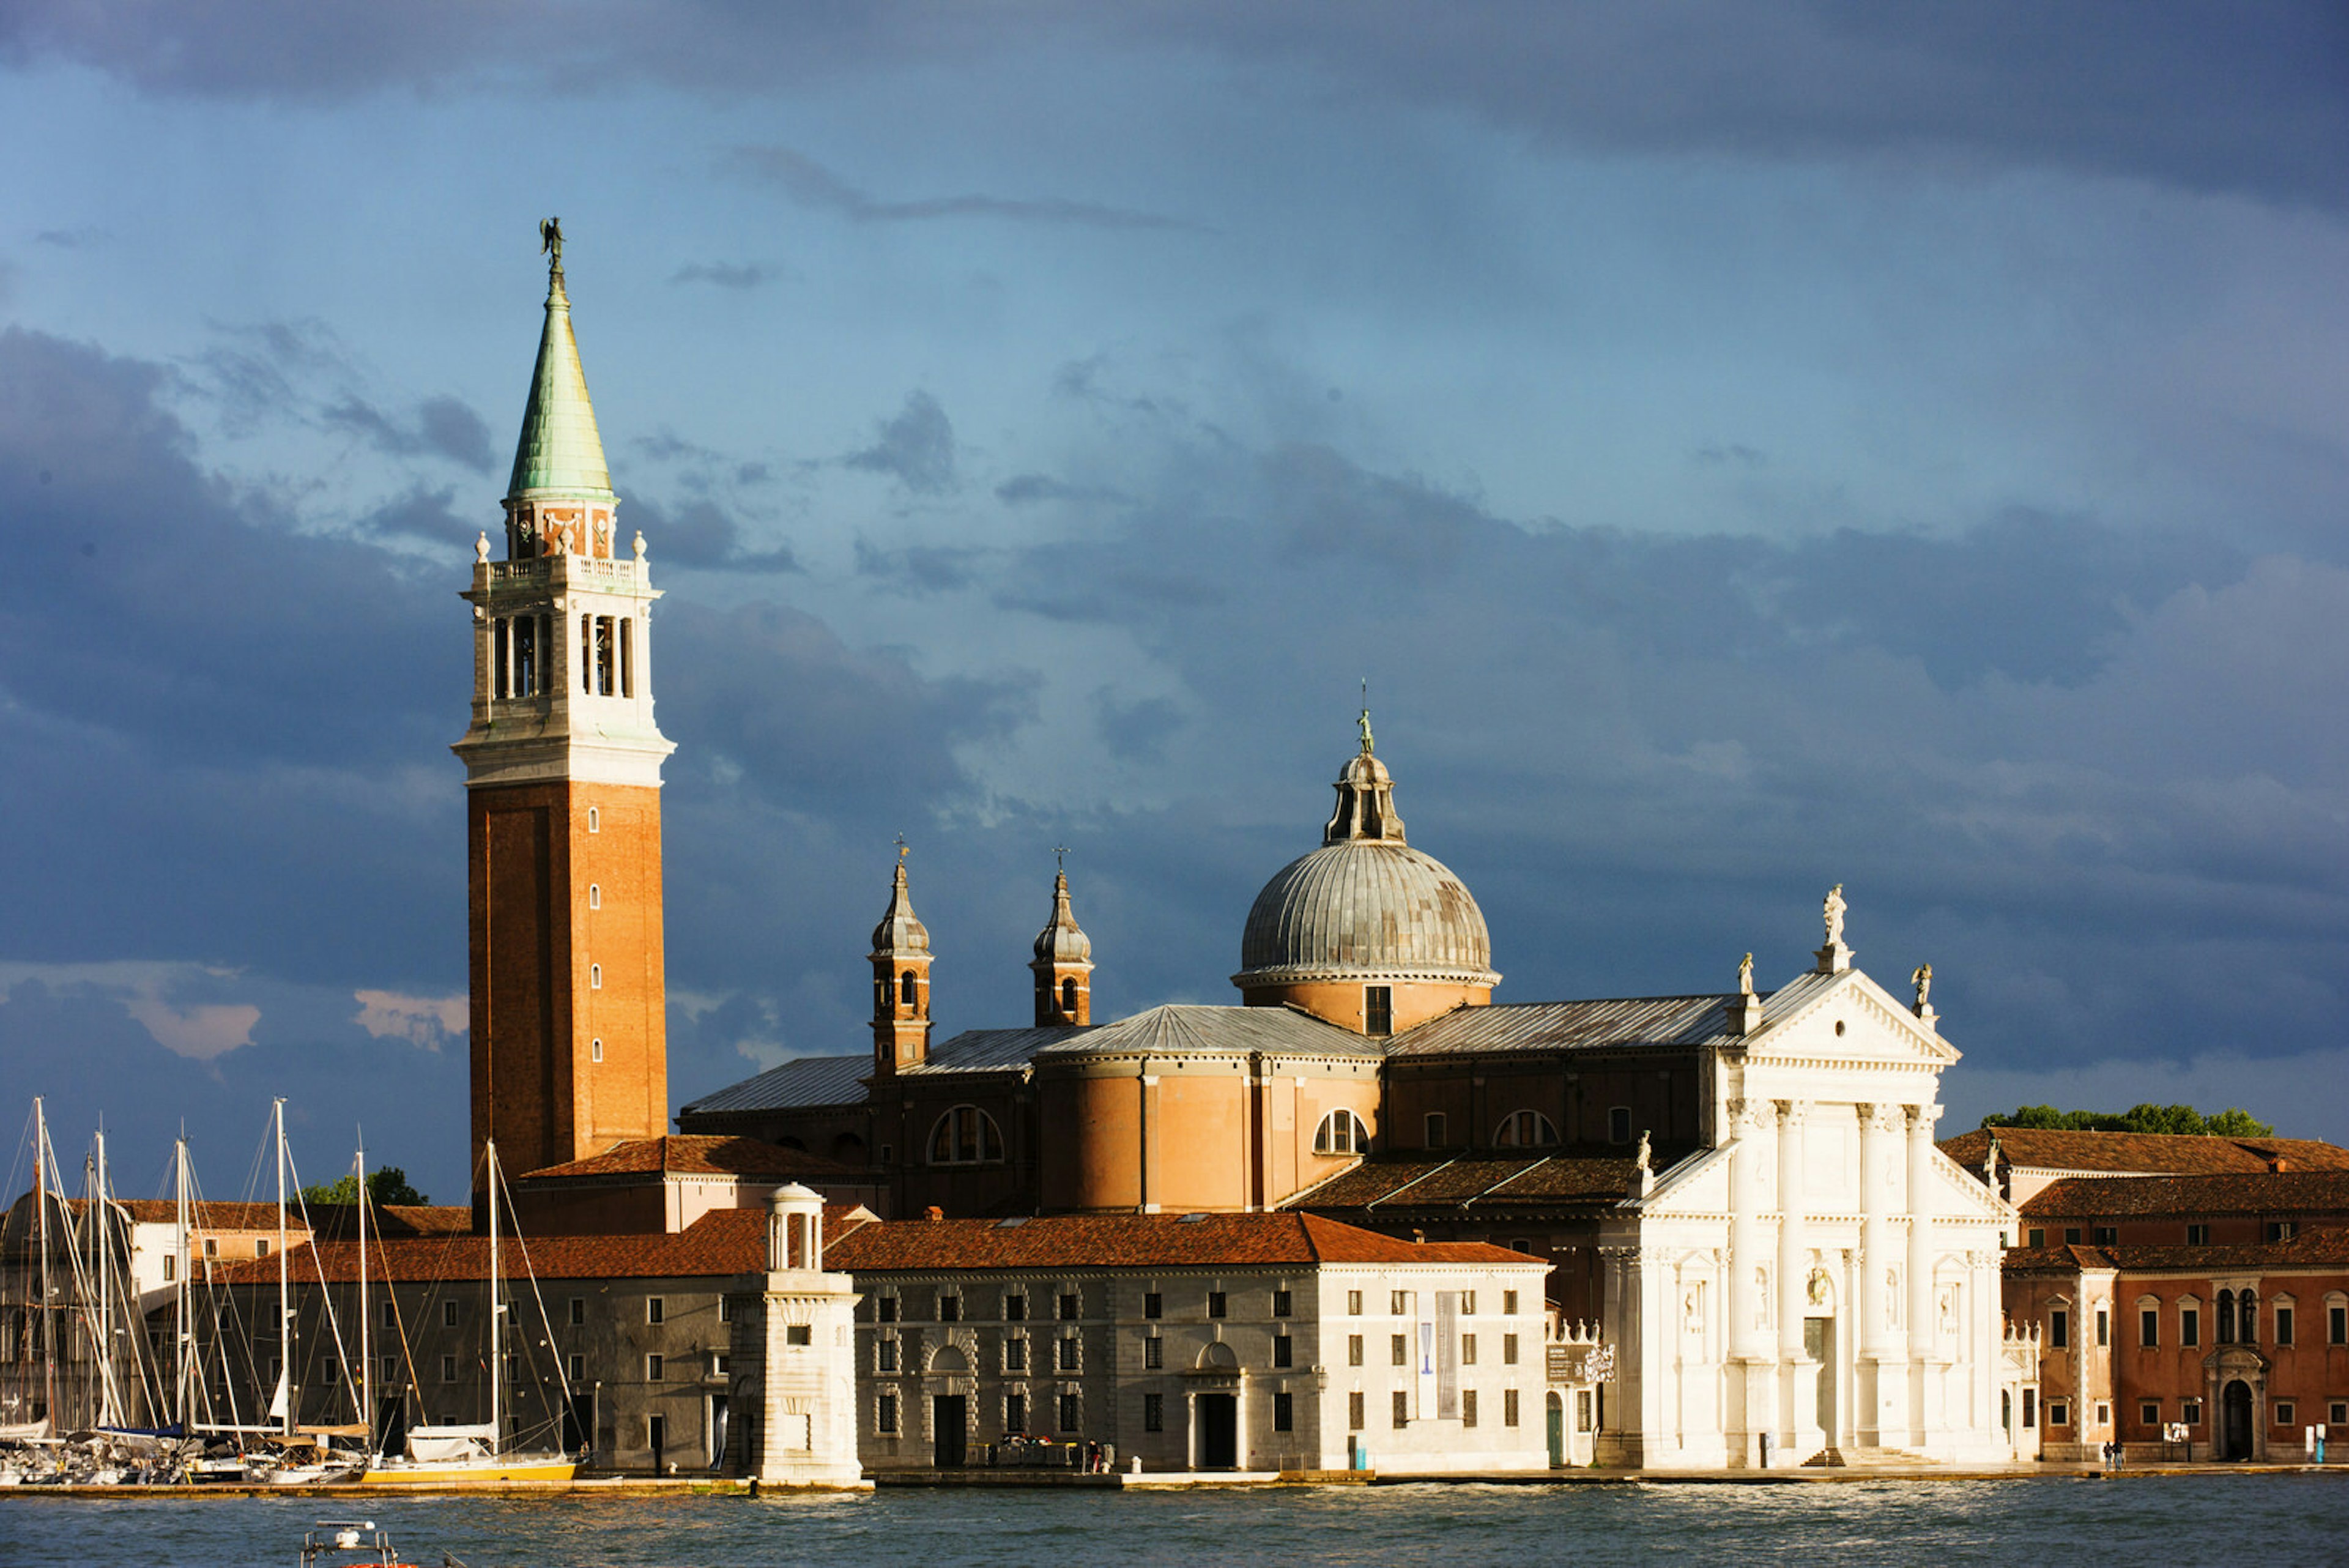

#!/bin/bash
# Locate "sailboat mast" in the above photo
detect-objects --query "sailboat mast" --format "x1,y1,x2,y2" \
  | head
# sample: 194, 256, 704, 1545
94, 1129, 116, 1427
175, 1137, 192, 1429
487, 1140, 501, 1456
275, 1096, 292, 1438
357, 1142, 372, 1440
32, 1098, 56, 1427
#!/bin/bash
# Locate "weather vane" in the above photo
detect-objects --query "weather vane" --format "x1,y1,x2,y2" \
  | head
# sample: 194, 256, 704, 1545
539, 215, 564, 270
894, 832, 910, 863
1053, 844, 1069, 871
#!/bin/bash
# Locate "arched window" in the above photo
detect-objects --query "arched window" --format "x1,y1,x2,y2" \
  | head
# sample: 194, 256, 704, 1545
2217, 1290, 2236, 1344
899, 970, 919, 1008
589, 963, 603, 990
927, 1105, 1005, 1166
1313, 1110, 1370, 1156
2240, 1293, 2258, 1344
1061, 977, 1078, 1014
1494, 1110, 1560, 1148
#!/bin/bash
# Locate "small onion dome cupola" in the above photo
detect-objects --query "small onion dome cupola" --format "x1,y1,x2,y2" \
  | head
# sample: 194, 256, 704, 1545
869, 850, 933, 1077
503, 217, 622, 564
1232, 715, 1499, 1037
1030, 868, 1094, 1027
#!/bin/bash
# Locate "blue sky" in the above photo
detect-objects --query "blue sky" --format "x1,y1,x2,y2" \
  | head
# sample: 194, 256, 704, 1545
2, 3, 2343, 1203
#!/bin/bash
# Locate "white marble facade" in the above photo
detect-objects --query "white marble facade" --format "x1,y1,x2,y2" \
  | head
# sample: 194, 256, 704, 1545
1597, 960, 2021, 1468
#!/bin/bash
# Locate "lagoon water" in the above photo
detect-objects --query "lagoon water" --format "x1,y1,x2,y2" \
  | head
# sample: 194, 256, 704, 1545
3, 1476, 2340, 1567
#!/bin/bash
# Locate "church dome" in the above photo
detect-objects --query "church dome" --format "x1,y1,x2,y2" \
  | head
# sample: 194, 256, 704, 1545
1233, 715, 1499, 990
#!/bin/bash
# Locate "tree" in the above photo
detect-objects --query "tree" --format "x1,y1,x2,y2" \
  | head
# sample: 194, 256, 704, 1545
1979, 1104, 2274, 1138
299, 1166, 430, 1208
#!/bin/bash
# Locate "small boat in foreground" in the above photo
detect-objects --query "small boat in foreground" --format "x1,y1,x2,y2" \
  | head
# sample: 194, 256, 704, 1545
299, 1520, 421, 1567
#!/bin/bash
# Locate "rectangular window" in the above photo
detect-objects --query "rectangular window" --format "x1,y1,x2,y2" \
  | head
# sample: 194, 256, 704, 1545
1273, 1289, 1293, 1318
2093, 1227, 2118, 1246
2275, 1401, 2296, 1427
877, 1394, 899, 1435
1348, 1391, 1366, 1431
1364, 985, 1394, 1036
1462, 1334, 1477, 1365
1143, 1292, 1162, 1320
568, 1353, 585, 1384
1425, 1112, 1447, 1147
1143, 1336, 1162, 1370
1608, 1106, 1632, 1145
1392, 1334, 1408, 1367
1006, 1337, 1026, 1372
2023, 1389, 2036, 1428
380, 1299, 398, 1329
1143, 1393, 1163, 1433
2332, 1304, 2348, 1345
1057, 1292, 1080, 1321
380, 1354, 396, 1386
2182, 1399, 2202, 1425
570, 1298, 585, 1327
878, 1296, 899, 1325
2049, 1399, 2069, 1426
648, 1414, 666, 1455
1462, 1389, 1479, 1428
203, 1238, 218, 1258
647, 1354, 663, 1382
1504, 1388, 1520, 1428
442, 1355, 458, 1383
1006, 1393, 1026, 1434
1057, 1337, 1079, 1372
1503, 1333, 1520, 1365
256, 1237, 270, 1258
2183, 1307, 2201, 1347
1273, 1335, 1294, 1369
2064, 1227, 2083, 1245
321, 1360, 336, 1386
445, 1300, 461, 1329
1208, 1292, 1228, 1319
2141, 1309, 2159, 1347
163, 1255, 175, 1283
2096, 1309, 2109, 1348
1577, 1390, 1594, 1433
2269, 1221, 2299, 1242
1392, 1391, 1409, 1429
1348, 1334, 1365, 1367
1348, 1290, 1363, 1316
2186, 1224, 2209, 1245
1005, 1293, 1028, 1322
712, 1353, 731, 1375
2277, 1306, 2295, 1345
1503, 1291, 1518, 1316
2332, 1402, 2348, 1427
1391, 1291, 1408, 1316
2049, 1309, 2069, 1349
2095, 1402, 2110, 1427
648, 1298, 664, 1325
877, 1339, 899, 1373
1274, 1391, 1294, 1432
1058, 1393, 1080, 1433
940, 1293, 962, 1323
1462, 1291, 1475, 1316
2026, 1228, 2045, 1248
2140, 1400, 2160, 1427
719, 1298, 733, 1324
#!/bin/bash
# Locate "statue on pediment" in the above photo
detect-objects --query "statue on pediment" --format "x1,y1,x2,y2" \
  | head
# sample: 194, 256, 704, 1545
1822, 883, 1846, 948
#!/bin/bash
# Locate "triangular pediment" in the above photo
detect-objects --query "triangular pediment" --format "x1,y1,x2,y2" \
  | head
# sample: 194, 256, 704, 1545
1739, 967, 1958, 1068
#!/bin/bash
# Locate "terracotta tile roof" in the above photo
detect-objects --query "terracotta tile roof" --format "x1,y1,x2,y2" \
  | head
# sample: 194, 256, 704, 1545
823, 1211, 1539, 1272
114, 1199, 295, 1230
2020, 1169, 2349, 1220
515, 1135, 863, 1182
208, 1204, 878, 1286
1941, 1127, 2349, 1177
2003, 1228, 2349, 1274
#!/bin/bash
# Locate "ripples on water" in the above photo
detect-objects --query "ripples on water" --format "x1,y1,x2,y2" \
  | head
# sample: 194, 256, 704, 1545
3, 1476, 2342, 1567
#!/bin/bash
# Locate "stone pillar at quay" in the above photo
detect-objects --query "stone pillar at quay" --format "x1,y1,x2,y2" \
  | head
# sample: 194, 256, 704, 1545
727, 1184, 867, 1488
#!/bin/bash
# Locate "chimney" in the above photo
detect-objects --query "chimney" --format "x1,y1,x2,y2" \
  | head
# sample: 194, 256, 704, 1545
926, 1205, 944, 1222
1412, 1228, 1426, 1245
2271, 1157, 2289, 1173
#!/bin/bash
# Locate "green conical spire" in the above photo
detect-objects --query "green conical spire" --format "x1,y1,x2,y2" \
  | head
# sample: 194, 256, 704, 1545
507, 237, 613, 500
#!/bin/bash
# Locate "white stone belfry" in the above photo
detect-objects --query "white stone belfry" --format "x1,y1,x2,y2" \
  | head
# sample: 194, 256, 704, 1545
726, 1184, 867, 1488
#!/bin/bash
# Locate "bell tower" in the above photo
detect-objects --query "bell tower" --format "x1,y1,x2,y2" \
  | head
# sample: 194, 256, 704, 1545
455, 222, 675, 1193
870, 849, 933, 1077
1029, 864, 1093, 1027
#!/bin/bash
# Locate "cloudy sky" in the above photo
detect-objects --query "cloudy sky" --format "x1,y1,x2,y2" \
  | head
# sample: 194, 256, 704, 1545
2, 3, 2343, 1203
